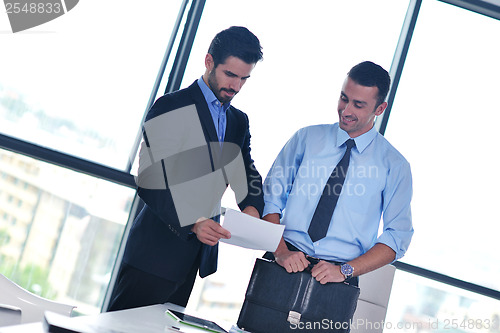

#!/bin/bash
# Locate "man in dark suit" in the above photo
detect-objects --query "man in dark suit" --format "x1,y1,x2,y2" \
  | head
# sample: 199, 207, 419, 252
108, 26, 264, 311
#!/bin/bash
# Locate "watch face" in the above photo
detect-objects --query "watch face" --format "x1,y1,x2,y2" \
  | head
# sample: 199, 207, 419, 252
341, 264, 354, 276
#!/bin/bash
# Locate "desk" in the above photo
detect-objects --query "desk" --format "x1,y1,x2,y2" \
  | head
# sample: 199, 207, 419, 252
0, 303, 233, 333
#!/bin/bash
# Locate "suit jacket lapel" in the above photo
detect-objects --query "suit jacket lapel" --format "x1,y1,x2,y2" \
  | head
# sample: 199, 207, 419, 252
187, 81, 219, 145
224, 106, 236, 144
186, 81, 223, 172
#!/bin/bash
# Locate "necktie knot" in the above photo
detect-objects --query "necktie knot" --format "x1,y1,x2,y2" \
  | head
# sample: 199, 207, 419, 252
345, 139, 355, 150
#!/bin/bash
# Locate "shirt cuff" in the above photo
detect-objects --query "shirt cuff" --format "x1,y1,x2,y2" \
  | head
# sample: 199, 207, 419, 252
262, 201, 282, 218
376, 232, 403, 261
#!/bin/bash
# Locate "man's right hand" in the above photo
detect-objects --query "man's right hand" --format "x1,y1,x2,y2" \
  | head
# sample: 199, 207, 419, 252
275, 249, 310, 273
262, 213, 310, 273
191, 218, 231, 246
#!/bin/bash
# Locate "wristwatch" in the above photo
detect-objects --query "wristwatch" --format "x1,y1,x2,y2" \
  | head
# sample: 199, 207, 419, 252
340, 263, 354, 280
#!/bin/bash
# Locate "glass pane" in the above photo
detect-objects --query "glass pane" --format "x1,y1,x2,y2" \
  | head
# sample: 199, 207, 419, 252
383, 0, 500, 291
385, 271, 500, 332
177, 0, 410, 324
0, 148, 135, 315
0, 1, 181, 171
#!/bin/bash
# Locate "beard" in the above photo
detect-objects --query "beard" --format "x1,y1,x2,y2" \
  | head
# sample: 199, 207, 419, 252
207, 70, 237, 104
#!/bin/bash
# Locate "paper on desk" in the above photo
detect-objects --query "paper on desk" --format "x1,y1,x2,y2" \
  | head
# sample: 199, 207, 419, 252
220, 208, 285, 252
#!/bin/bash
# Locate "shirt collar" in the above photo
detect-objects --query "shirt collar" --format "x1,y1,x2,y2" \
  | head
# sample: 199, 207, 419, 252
197, 76, 231, 112
336, 123, 378, 153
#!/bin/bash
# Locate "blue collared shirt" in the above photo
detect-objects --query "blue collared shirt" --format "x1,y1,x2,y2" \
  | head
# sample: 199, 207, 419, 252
197, 77, 230, 144
263, 123, 413, 262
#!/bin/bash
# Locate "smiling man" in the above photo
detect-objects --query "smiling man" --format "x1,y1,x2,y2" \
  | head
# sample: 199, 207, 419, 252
262, 61, 414, 325
107, 26, 264, 311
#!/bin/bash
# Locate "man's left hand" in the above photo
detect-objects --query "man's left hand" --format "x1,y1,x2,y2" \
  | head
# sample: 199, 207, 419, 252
310, 261, 345, 284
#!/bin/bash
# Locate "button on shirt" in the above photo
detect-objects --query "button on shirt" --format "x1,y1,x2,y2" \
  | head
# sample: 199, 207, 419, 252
263, 123, 414, 262
197, 77, 230, 145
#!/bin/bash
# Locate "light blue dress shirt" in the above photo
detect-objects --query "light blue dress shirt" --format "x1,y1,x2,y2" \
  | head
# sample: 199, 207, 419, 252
263, 123, 413, 262
197, 77, 230, 145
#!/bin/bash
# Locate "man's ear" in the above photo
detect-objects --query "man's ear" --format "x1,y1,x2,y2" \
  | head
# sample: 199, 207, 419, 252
375, 102, 388, 116
205, 53, 214, 71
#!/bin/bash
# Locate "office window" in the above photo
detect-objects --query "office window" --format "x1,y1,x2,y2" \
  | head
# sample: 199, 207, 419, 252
385, 271, 500, 331
384, 0, 500, 291
0, 1, 182, 171
174, 0, 410, 323
0, 149, 135, 315
383, 0, 500, 324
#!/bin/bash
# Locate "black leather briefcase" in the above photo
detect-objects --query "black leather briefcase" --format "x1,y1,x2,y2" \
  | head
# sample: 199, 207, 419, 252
237, 258, 360, 333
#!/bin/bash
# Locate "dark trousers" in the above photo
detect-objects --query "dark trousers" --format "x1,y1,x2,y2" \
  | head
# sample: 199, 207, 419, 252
107, 254, 201, 312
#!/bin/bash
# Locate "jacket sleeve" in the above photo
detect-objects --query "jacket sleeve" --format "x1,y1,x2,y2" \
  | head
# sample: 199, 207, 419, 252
233, 112, 264, 217
135, 94, 201, 240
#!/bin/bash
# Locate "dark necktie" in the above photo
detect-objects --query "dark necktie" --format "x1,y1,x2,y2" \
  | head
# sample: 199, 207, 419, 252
308, 139, 356, 242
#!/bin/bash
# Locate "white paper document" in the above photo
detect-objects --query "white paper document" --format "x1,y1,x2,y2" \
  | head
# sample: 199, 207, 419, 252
220, 208, 285, 252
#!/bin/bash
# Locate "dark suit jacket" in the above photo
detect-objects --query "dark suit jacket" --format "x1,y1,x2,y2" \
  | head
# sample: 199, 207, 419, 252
123, 81, 264, 282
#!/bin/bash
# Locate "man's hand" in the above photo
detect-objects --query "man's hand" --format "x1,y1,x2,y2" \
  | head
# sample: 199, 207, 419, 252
275, 249, 310, 273
191, 218, 231, 246
262, 212, 309, 273
310, 261, 345, 284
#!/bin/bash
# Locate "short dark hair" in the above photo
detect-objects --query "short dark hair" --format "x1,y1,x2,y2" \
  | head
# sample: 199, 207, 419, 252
348, 61, 391, 106
208, 26, 263, 68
